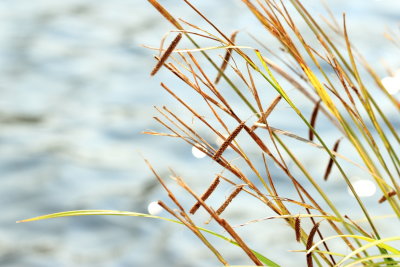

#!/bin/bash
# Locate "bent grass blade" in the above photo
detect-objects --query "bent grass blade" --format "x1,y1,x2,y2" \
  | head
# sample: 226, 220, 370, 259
17, 210, 280, 267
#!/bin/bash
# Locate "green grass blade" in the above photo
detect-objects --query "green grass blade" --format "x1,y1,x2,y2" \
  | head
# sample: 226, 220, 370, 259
337, 236, 400, 266
18, 210, 280, 267
307, 234, 400, 256
343, 254, 400, 267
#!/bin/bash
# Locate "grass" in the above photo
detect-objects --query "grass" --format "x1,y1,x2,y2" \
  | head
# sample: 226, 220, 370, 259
19, 0, 400, 266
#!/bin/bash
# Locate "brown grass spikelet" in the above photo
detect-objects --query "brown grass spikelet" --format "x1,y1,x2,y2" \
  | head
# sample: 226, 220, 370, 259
306, 222, 321, 267
213, 121, 246, 161
378, 190, 397, 204
309, 100, 321, 141
295, 216, 301, 242
216, 185, 245, 216
323, 138, 342, 181
189, 175, 221, 214
151, 33, 182, 76
214, 31, 238, 84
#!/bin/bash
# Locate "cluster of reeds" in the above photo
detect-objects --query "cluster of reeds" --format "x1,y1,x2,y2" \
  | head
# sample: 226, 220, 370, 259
144, 0, 400, 266
19, 0, 399, 266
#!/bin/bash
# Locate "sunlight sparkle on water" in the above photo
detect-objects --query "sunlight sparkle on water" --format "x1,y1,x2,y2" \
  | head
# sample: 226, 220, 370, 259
148, 201, 163, 215
381, 73, 400, 95
192, 145, 207, 159
215, 134, 232, 149
347, 179, 376, 197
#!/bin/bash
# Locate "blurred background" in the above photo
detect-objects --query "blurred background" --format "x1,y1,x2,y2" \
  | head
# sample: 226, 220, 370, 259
1, 0, 399, 266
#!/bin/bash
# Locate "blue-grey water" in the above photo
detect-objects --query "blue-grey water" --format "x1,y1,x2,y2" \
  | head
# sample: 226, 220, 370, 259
1, 0, 399, 266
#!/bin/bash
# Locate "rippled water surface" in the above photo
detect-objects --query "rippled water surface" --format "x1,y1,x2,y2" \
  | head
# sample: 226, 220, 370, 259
1, 0, 399, 266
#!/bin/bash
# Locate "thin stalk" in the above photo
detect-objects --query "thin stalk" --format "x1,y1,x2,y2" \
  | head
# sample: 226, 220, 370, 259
274, 133, 368, 256
253, 52, 382, 239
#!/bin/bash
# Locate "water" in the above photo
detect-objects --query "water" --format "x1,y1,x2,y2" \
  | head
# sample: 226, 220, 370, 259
0, 0, 399, 266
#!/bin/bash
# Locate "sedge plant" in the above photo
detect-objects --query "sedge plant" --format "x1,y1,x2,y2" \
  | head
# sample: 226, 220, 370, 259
19, 0, 400, 266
